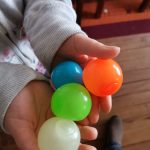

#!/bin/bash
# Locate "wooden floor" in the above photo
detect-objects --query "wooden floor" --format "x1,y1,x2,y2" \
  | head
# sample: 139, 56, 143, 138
89, 33, 150, 150
1, 33, 150, 149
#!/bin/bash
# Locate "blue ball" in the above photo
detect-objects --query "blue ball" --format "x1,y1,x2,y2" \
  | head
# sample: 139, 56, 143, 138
51, 61, 83, 89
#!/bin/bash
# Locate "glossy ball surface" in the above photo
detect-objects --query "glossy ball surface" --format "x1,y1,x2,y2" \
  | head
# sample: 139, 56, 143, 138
83, 59, 123, 97
38, 117, 80, 150
51, 61, 83, 89
51, 83, 92, 121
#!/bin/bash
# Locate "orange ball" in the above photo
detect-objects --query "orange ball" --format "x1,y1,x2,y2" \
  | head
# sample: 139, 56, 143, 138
83, 59, 123, 97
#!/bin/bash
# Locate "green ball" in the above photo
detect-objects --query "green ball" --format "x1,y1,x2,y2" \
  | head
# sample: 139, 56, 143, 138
51, 83, 92, 121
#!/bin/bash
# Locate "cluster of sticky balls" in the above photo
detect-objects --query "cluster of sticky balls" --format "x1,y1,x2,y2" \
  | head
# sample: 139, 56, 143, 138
38, 59, 123, 150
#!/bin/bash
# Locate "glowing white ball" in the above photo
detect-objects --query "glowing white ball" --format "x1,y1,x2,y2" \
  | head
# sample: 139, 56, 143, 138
38, 117, 80, 150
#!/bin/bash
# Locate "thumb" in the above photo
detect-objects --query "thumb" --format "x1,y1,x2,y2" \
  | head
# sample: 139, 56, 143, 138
59, 34, 120, 59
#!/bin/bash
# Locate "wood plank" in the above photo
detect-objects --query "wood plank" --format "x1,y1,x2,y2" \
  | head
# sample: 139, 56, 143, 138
113, 91, 150, 110
114, 79, 150, 97
99, 33, 150, 50
97, 33, 150, 149
116, 47, 150, 72
123, 140, 150, 150
123, 68, 150, 83
124, 115, 150, 146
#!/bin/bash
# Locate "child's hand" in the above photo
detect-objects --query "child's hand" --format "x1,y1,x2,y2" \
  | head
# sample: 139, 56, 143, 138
4, 34, 120, 150
4, 81, 98, 150
53, 34, 120, 125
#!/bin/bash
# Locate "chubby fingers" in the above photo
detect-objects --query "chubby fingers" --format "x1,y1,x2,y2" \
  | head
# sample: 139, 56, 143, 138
79, 144, 97, 150
88, 95, 100, 124
78, 126, 98, 150
79, 125, 98, 141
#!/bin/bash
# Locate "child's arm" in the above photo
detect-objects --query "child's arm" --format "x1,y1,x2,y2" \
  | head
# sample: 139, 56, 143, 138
23, 0, 85, 71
